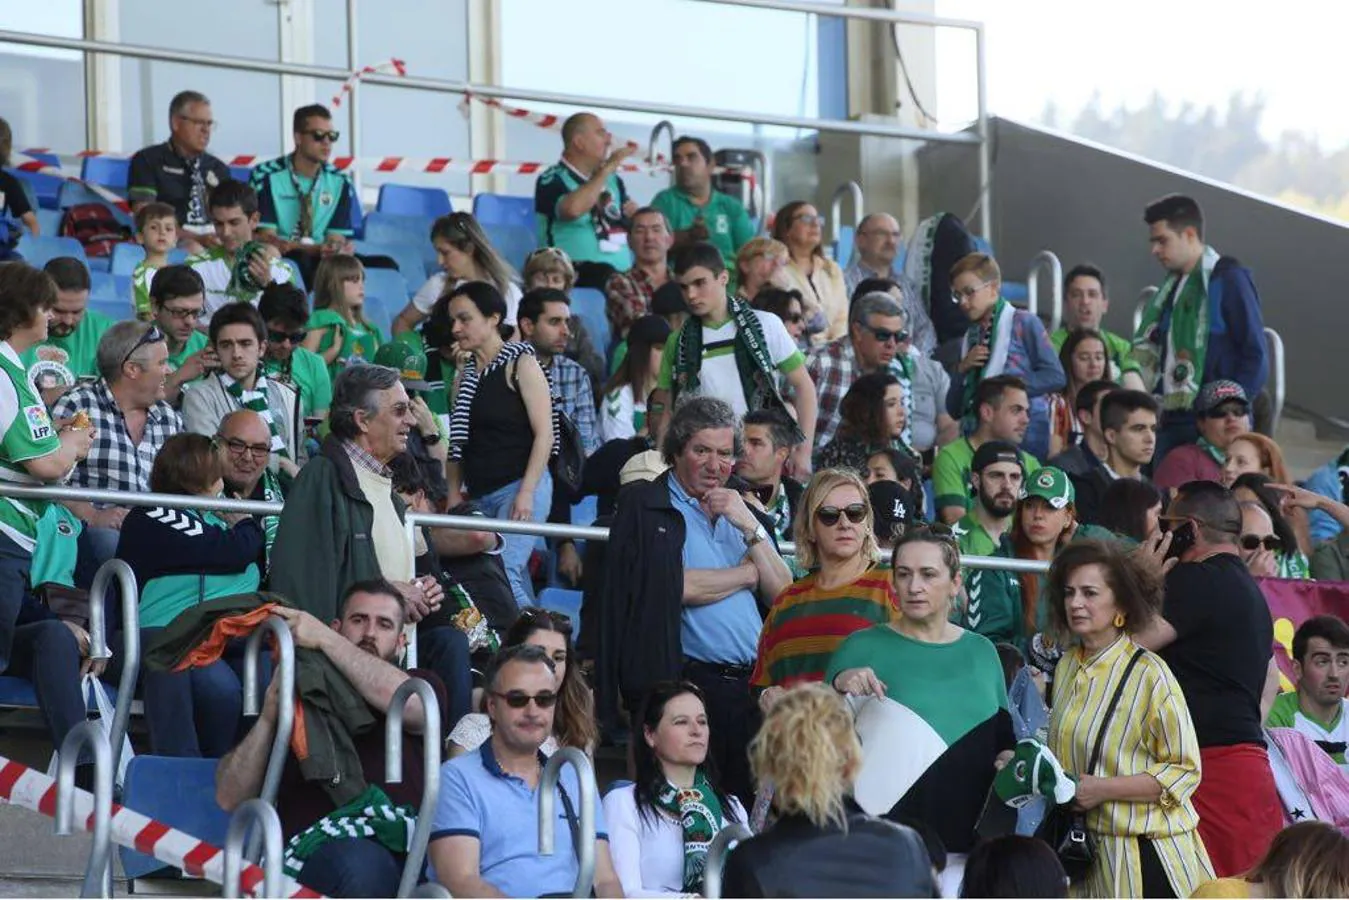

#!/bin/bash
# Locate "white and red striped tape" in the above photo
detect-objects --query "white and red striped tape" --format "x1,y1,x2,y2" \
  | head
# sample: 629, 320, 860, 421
459, 92, 668, 162
331, 59, 407, 109
0, 754, 322, 898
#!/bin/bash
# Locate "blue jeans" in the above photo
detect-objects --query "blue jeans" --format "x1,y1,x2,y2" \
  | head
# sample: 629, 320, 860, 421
475, 469, 552, 608
140, 628, 261, 757
0, 531, 31, 673
83, 525, 121, 570
417, 625, 472, 725
12, 620, 88, 752
297, 837, 404, 898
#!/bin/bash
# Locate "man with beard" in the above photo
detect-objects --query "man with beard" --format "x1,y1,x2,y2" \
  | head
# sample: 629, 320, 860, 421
215, 410, 284, 562
216, 580, 448, 898
952, 441, 1024, 559
22, 258, 112, 397
734, 407, 803, 547
652, 135, 755, 269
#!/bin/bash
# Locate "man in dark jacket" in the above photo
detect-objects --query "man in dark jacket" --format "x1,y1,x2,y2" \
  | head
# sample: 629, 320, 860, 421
599, 396, 792, 804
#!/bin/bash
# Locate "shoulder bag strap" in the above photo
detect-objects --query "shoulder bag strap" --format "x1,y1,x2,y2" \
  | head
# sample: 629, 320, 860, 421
1087, 647, 1146, 776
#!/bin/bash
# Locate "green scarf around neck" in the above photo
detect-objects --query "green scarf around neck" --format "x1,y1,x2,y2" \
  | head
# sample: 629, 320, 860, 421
959, 296, 1009, 434
655, 769, 726, 894
1132, 245, 1220, 411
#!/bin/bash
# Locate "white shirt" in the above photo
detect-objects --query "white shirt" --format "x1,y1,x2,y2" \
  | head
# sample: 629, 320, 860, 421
188, 248, 293, 324
672, 309, 800, 417
602, 783, 747, 898
600, 383, 643, 442
412, 272, 521, 326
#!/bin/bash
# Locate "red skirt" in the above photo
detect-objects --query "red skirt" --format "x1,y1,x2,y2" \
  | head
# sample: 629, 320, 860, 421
1194, 744, 1284, 877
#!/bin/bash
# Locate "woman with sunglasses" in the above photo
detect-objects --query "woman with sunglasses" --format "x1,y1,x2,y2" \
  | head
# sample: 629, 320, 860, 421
1231, 473, 1311, 579
1043, 540, 1212, 898
1047, 329, 1112, 459
604, 681, 748, 897
827, 524, 1014, 893
447, 607, 597, 758
1222, 434, 1312, 559
734, 238, 790, 303
752, 287, 808, 348
772, 201, 848, 345
752, 470, 898, 710
390, 212, 522, 338
813, 372, 915, 477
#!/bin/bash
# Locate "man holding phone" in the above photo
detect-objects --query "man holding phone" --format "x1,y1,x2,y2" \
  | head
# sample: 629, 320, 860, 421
1134, 480, 1283, 878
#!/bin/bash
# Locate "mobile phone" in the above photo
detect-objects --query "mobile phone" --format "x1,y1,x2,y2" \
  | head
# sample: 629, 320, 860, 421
1164, 520, 1196, 561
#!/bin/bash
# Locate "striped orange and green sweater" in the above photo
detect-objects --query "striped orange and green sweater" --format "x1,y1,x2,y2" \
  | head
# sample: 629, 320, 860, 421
751, 566, 899, 689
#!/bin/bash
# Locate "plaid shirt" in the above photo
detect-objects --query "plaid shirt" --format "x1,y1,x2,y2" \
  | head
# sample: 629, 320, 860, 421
604, 266, 666, 335
548, 356, 600, 456
806, 337, 866, 450
52, 381, 183, 495
343, 439, 392, 478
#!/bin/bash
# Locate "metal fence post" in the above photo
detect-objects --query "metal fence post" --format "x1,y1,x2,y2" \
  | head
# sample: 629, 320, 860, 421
86, 559, 139, 780
385, 677, 443, 898
703, 822, 753, 900
241, 616, 295, 859
55, 720, 113, 898
222, 798, 284, 899
538, 747, 597, 898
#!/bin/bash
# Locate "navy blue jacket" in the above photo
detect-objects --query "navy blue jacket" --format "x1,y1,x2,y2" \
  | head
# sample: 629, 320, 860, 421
1156, 256, 1268, 404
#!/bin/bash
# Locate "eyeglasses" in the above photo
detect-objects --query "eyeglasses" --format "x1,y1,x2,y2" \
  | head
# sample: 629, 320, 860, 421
267, 328, 307, 345
1204, 405, 1248, 421
863, 325, 909, 345
175, 114, 215, 129
121, 324, 164, 368
816, 503, 868, 527
951, 281, 994, 303
218, 436, 271, 461
490, 689, 558, 710
1240, 534, 1283, 553
306, 129, 340, 143
161, 305, 203, 321
792, 213, 826, 227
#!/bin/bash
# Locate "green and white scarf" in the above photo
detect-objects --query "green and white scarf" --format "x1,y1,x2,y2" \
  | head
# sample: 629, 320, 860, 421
221, 370, 288, 459
902, 213, 943, 312
282, 785, 416, 877
959, 296, 1015, 434
258, 467, 283, 564
1278, 550, 1311, 581
655, 769, 726, 894
1132, 245, 1220, 412
1197, 436, 1225, 465
890, 351, 916, 450
671, 297, 803, 441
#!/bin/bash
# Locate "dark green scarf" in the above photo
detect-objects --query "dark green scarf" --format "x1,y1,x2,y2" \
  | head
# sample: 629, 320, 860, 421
655, 769, 726, 894
222, 369, 288, 459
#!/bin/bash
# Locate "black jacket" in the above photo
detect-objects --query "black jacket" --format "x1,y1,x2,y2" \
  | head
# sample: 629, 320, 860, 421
720, 811, 940, 898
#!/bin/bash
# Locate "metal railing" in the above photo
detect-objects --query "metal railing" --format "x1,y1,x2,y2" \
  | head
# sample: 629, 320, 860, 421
1265, 326, 1285, 435
55, 720, 114, 898
386, 678, 443, 899
222, 799, 283, 899
703, 822, 754, 900
830, 180, 864, 245
241, 616, 295, 860
1025, 250, 1063, 332
539, 748, 597, 899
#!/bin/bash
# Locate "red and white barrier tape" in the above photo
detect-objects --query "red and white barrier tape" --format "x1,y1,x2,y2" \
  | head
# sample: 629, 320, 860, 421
331, 58, 407, 108
459, 92, 668, 163
13, 154, 132, 213
0, 754, 321, 898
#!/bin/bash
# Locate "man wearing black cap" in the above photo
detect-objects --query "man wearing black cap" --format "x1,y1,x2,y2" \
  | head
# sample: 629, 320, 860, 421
953, 441, 1024, 559
1154, 379, 1251, 490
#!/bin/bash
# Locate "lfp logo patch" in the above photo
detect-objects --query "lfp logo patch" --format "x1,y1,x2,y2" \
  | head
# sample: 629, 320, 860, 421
24, 404, 53, 441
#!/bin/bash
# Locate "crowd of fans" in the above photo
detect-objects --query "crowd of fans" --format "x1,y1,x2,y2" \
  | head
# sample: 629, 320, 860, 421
1, 90, 1349, 899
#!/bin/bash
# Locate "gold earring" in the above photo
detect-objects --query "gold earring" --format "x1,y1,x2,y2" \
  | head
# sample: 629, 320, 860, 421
1113, 613, 1126, 629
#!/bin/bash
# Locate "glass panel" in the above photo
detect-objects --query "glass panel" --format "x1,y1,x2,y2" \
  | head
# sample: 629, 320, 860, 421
0, 3, 85, 155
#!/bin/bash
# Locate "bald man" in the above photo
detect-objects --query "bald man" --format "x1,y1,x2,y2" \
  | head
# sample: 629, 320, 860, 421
535, 111, 639, 269
844, 213, 936, 355
216, 409, 285, 558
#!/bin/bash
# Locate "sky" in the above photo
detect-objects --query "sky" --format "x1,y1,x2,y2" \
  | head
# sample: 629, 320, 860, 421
934, 0, 1349, 151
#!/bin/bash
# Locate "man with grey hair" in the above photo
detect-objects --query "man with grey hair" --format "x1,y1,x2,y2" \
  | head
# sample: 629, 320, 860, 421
844, 213, 906, 291
128, 89, 232, 245
600, 395, 791, 804
807, 290, 955, 453
52, 321, 181, 563
603, 205, 673, 337
270, 364, 445, 622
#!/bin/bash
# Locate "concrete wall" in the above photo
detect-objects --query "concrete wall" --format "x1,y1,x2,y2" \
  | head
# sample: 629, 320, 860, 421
919, 117, 1349, 422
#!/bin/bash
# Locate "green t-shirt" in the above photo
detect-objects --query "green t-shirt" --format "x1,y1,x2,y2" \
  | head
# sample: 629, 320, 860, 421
22, 309, 115, 386
0, 342, 62, 551
651, 187, 756, 269
1266, 691, 1349, 765
535, 161, 633, 269
264, 346, 332, 418
932, 438, 1042, 514
1049, 326, 1141, 378
167, 330, 209, 372
30, 503, 82, 588
307, 308, 384, 379
131, 260, 160, 320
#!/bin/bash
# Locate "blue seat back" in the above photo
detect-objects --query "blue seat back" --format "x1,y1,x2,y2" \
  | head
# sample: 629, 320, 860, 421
6, 165, 64, 210
833, 225, 855, 266
118, 756, 232, 880
482, 223, 537, 270
472, 194, 534, 230
0, 675, 116, 711
109, 242, 146, 276
570, 287, 610, 357
349, 189, 366, 240
16, 234, 88, 270
363, 268, 410, 337
36, 208, 64, 235
80, 157, 130, 193
376, 184, 451, 218
229, 164, 254, 184
537, 587, 584, 639
353, 240, 427, 287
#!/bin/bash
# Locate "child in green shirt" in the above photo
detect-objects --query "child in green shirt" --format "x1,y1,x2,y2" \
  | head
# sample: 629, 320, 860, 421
302, 254, 383, 381
131, 202, 178, 321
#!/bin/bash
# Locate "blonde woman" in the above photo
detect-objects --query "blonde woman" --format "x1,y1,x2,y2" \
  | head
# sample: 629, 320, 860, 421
771, 201, 848, 344
719, 683, 938, 898
391, 211, 522, 336
751, 469, 898, 709
734, 238, 790, 302
303, 254, 382, 379
1192, 821, 1349, 899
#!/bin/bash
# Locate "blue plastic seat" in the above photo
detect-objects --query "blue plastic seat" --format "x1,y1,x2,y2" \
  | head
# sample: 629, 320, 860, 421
229, 164, 254, 184
363, 211, 432, 249
16, 234, 88, 270
90, 270, 117, 300
571, 495, 597, 528
376, 184, 451, 218
354, 240, 427, 287
363, 268, 410, 337
118, 756, 232, 881
483, 223, 537, 270
537, 587, 583, 639
109, 242, 146, 276
0, 676, 117, 711
35, 208, 63, 236
473, 193, 534, 230
80, 156, 130, 193
7, 164, 65, 210
570, 287, 610, 359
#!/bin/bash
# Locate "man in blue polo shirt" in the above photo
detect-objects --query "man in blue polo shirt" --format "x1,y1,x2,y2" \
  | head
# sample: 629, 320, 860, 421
535, 111, 638, 271
429, 644, 623, 897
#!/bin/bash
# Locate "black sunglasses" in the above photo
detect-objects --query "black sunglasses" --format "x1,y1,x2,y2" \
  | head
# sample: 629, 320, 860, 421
1240, 534, 1282, 553
863, 325, 909, 345
816, 503, 868, 527
267, 328, 308, 345
490, 689, 558, 709
306, 129, 340, 143
121, 324, 164, 367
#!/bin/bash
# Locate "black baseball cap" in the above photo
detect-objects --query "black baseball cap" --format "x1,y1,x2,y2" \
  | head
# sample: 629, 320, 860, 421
971, 440, 1023, 473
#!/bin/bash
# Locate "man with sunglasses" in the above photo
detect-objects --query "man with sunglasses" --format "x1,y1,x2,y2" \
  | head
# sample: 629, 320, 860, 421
147, 264, 218, 404
1154, 380, 1251, 490
128, 90, 232, 246
217, 579, 450, 898
258, 282, 331, 421
429, 644, 623, 897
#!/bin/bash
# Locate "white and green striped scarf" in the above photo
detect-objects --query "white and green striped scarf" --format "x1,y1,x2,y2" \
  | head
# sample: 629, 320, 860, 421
220, 370, 287, 459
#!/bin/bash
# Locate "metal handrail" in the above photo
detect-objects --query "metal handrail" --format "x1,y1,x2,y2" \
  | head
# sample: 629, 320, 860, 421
539, 747, 597, 899
222, 799, 283, 899
703, 822, 753, 900
386, 678, 443, 899
1133, 286, 1158, 336
55, 720, 113, 898
829, 181, 864, 245
648, 120, 675, 166
241, 616, 295, 860
1025, 251, 1063, 332
86, 559, 139, 781
1265, 326, 1285, 436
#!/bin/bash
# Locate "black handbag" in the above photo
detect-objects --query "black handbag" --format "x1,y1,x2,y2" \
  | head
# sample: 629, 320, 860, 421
1036, 646, 1147, 883
551, 408, 586, 502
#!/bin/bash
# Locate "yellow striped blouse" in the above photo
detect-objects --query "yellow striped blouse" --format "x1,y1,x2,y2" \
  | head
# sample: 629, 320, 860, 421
1048, 635, 1203, 838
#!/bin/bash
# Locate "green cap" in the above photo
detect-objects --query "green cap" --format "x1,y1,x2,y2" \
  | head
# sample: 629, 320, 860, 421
1024, 466, 1074, 510
994, 738, 1077, 808
373, 339, 430, 391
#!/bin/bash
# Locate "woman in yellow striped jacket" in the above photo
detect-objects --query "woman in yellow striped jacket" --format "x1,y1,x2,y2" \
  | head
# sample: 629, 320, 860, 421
1044, 540, 1214, 898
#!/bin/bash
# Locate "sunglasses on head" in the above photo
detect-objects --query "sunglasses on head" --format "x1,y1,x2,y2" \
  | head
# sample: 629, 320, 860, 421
121, 324, 165, 367
491, 689, 558, 709
267, 328, 308, 345
816, 503, 868, 527
306, 129, 340, 143
1240, 534, 1282, 553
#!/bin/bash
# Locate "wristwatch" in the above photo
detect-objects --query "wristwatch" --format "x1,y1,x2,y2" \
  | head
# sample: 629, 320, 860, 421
744, 522, 769, 547
421, 430, 442, 446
